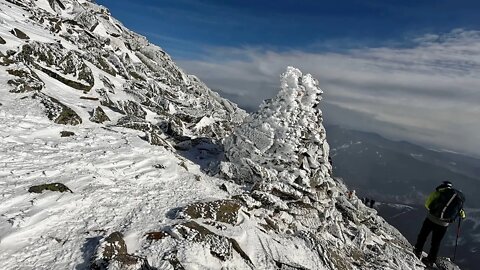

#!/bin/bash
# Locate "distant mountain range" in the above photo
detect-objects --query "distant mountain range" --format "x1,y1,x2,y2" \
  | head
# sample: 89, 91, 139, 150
327, 125, 480, 269
327, 125, 480, 207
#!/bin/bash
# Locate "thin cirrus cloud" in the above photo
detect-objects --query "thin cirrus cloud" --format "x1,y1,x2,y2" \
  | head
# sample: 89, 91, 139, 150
178, 29, 480, 156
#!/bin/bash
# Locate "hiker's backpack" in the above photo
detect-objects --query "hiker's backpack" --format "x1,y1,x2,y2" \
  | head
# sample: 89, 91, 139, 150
427, 188, 465, 222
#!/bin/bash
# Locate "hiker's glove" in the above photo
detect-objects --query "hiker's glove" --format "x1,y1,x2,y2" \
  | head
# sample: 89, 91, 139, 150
459, 209, 466, 219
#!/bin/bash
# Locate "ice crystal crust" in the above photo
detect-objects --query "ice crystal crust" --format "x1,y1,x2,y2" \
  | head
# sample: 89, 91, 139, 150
223, 67, 331, 189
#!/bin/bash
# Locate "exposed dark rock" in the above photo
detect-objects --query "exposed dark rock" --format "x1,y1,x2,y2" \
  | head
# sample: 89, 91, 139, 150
91, 232, 153, 270
100, 75, 115, 93
74, 9, 99, 32
36, 64, 93, 91
28, 183, 73, 193
96, 89, 118, 111
219, 183, 229, 193
274, 260, 310, 270
101, 232, 127, 261
33, 93, 82, 125
5, 0, 28, 8
80, 96, 99, 101
55, 105, 82, 125
162, 250, 185, 270
0, 36, 6, 44
83, 49, 117, 77
60, 131, 75, 137
146, 131, 173, 150
153, 164, 165, 169
116, 116, 151, 132
6, 66, 44, 92
229, 238, 254, 266
48, 0, 65, 11
145, 231, 170, 241
16, 42, 94, 91
10, 28, 29, 40
117, 100, 146, 118
178, 200, 241, 225
335, 198, 359, 224
0, 51, 16, 66
89, 106, 110, 123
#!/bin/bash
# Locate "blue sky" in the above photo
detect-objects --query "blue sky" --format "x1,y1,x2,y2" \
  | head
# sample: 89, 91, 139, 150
97, 0, 480, 156
97, 0, 480, 59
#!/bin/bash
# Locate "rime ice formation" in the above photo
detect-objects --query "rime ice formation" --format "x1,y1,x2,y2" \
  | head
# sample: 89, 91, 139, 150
222, 67, 331, 189
0, 0, 460, 269
217, 67, 436, 269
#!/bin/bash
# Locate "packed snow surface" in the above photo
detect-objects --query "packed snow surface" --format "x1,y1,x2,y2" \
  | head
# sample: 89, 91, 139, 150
0, 83, 227, 269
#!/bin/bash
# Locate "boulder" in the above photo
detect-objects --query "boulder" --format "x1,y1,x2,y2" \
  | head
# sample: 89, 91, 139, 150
178, 200, 241, 225
28, 183, 72, 193
145, 231, 169, 241
55, 106, 82, 125
10, 28, 29, 40
60, 131, 75, 137
33, 93, 82, 125
89, 106, 110, 123
6, 66, 44, 93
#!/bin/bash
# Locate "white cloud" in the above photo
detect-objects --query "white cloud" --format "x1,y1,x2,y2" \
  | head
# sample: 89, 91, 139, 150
178, 29, 480, 156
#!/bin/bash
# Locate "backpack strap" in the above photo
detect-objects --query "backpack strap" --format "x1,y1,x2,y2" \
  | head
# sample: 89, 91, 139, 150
440, 192, 457, 219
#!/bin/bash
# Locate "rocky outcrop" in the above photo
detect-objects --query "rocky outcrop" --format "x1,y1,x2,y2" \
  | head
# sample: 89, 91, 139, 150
6, 65, 44, 93
89, 106, 110, 123
221, 67, 331, 188
177, 200, 241, 225
3, 0, 245, 142
48, 0, 65, 11
33, 93, 82, 126
10, 28, 29, 40
60, 131, 75, 137
28, 183, 72, 193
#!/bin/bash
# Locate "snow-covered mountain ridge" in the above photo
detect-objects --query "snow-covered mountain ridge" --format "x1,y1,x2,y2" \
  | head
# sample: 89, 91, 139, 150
0, 0, 459, 269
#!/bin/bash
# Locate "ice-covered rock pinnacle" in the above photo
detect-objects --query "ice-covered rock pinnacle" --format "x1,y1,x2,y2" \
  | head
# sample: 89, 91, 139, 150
222, 67, 331, 190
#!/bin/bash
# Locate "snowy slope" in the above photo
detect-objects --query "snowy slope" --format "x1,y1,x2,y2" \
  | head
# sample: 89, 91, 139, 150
0, 82, 229, 269
0, 0, 461, 269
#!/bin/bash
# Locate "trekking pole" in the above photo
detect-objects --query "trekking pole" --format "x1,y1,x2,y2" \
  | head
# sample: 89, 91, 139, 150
453, 217, 462, 262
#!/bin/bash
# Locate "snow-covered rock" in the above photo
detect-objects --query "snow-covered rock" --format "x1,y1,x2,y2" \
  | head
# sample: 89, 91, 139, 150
222, 67, 331, 188
0, 0, 246, 144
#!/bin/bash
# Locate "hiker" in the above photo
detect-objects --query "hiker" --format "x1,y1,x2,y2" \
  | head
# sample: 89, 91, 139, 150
369, 199, 375, 208
347, 190, 355, 200
414, 181, 466, 267
364, 197, 370, 205
328, 156, 333, 175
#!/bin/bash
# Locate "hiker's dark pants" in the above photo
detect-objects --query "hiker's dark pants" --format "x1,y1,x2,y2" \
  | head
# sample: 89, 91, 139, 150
415, 218, 448, 261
